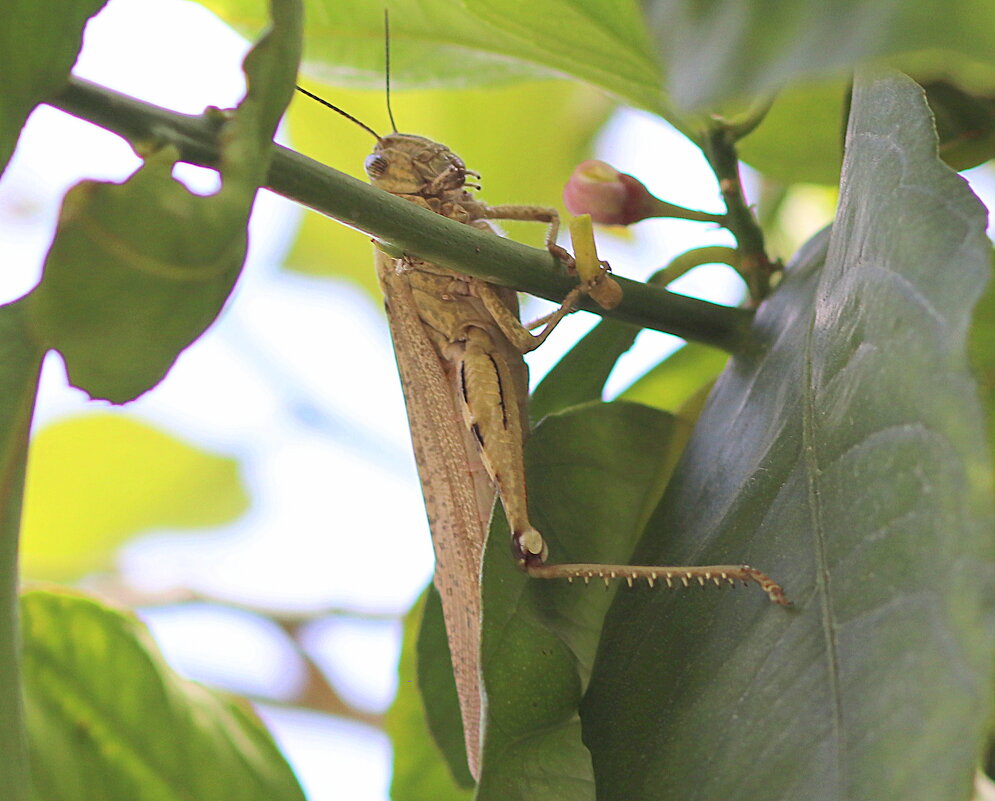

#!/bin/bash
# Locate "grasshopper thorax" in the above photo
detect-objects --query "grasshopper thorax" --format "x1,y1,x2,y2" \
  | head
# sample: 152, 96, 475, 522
365, 133, 471, 197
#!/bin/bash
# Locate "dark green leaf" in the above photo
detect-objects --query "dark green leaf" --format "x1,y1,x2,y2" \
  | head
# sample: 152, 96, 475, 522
386, 587, 475, 800
924, 79, 995, 171
583, 70, 994, 801
476, 401, 684, 800
0, 301, 44, 801
645, 0, 995, 110
25, 0, 302, 402
0, 0, 106, 176
531, 320, 640, 424
22, 588, 307, 801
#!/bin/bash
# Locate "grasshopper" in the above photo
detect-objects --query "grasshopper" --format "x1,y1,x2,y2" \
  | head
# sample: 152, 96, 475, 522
296, 79, 788, 777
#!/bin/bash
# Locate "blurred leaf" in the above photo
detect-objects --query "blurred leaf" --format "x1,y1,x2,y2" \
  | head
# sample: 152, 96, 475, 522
386, 587, 475, 800
531, 320, 640, 424
732, 75, 995, 186
202, 0, 661, 110
459, 0, 660, 111
475, 401, 684, 800
763, 191, 839, 264
583, 70, 994, 801
21, 587, 307, 801
286, 80, 614, 297
741, 72, 995, 188
0, 0, 106, 176
619, 341, 729, 414
201, 0, 995, 162
738, 79, 848, 185
925, 79, 995, 171
645, 0, 995, 110
20, 414, 249, 581
0, 301, 44, 801
24, 0, 301, 402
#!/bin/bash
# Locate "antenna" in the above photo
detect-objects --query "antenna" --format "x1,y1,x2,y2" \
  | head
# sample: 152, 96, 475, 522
384, 9, 399, 133
294, 85, 382, 141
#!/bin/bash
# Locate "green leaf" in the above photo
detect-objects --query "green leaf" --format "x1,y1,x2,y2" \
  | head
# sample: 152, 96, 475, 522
202, 0, 661, 110
21, 587, 307, 801
286, 79, 613, 298
737, 79, 848, 185
969, 250, 995, 446
645, 0, 995, 110
924, 79, 995, 171
618, 340, 729, 414
0, 302, 45, 801
740, 77, 995, 187
203, 0, 995, 160
583, 70, 994, 800
386, 586, 475, 800
24, 0, 302, 402
530, 320, 640, 424
0, 0, 106, 176
415, 588, 475, 791
459, 0, 661, 111
19, 414, 250, 581
476, 401, 684, 800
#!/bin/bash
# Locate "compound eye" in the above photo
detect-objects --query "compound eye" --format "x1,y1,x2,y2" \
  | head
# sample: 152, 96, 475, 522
364, 154, 389, 178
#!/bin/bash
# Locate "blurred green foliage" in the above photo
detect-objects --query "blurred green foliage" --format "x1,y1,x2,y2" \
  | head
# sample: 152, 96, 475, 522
20, 414, 249, 581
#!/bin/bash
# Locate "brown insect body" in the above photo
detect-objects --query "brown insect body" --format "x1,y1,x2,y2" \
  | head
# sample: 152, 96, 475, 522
365, 131, 789, 778
371, 133, 554, 774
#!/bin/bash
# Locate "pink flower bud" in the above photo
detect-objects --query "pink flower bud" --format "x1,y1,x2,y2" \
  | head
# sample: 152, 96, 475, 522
563, 160, 653, 226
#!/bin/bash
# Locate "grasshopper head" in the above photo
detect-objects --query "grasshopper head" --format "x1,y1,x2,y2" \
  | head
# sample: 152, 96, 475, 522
365, 133, 470, 196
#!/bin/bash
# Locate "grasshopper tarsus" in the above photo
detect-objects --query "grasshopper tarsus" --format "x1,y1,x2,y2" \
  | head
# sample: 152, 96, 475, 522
525, 562, 790, 605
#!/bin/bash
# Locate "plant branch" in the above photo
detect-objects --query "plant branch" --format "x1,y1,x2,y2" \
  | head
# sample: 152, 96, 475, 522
701, 122, 776, 305
650, 246, 740, 288
0, 303, 45, 801
48, 76, 754, 352
643, 195, 725, 225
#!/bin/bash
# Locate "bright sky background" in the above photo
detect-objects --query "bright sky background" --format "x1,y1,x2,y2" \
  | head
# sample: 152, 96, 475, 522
3, 1, 993, 799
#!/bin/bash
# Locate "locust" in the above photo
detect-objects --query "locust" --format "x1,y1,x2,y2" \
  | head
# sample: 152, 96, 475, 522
296, 76, 788, 777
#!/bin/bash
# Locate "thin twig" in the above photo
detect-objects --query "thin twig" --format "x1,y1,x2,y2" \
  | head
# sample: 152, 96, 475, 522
701, 122, 777, 305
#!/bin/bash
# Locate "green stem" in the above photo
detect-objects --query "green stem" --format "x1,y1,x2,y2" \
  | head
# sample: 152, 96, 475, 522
722, 96, 775, 142
645, 196, 725, 225
48, 77, 754, 353
650, 246, 740, 288
0, 301, 45, 801
701, 123, 775, 305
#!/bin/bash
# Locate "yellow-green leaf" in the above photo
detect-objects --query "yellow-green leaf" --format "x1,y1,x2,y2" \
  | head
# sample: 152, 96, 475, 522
20, 414, 249, 581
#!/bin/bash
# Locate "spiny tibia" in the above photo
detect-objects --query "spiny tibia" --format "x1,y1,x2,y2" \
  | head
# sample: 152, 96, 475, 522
525, 562, 789, 606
